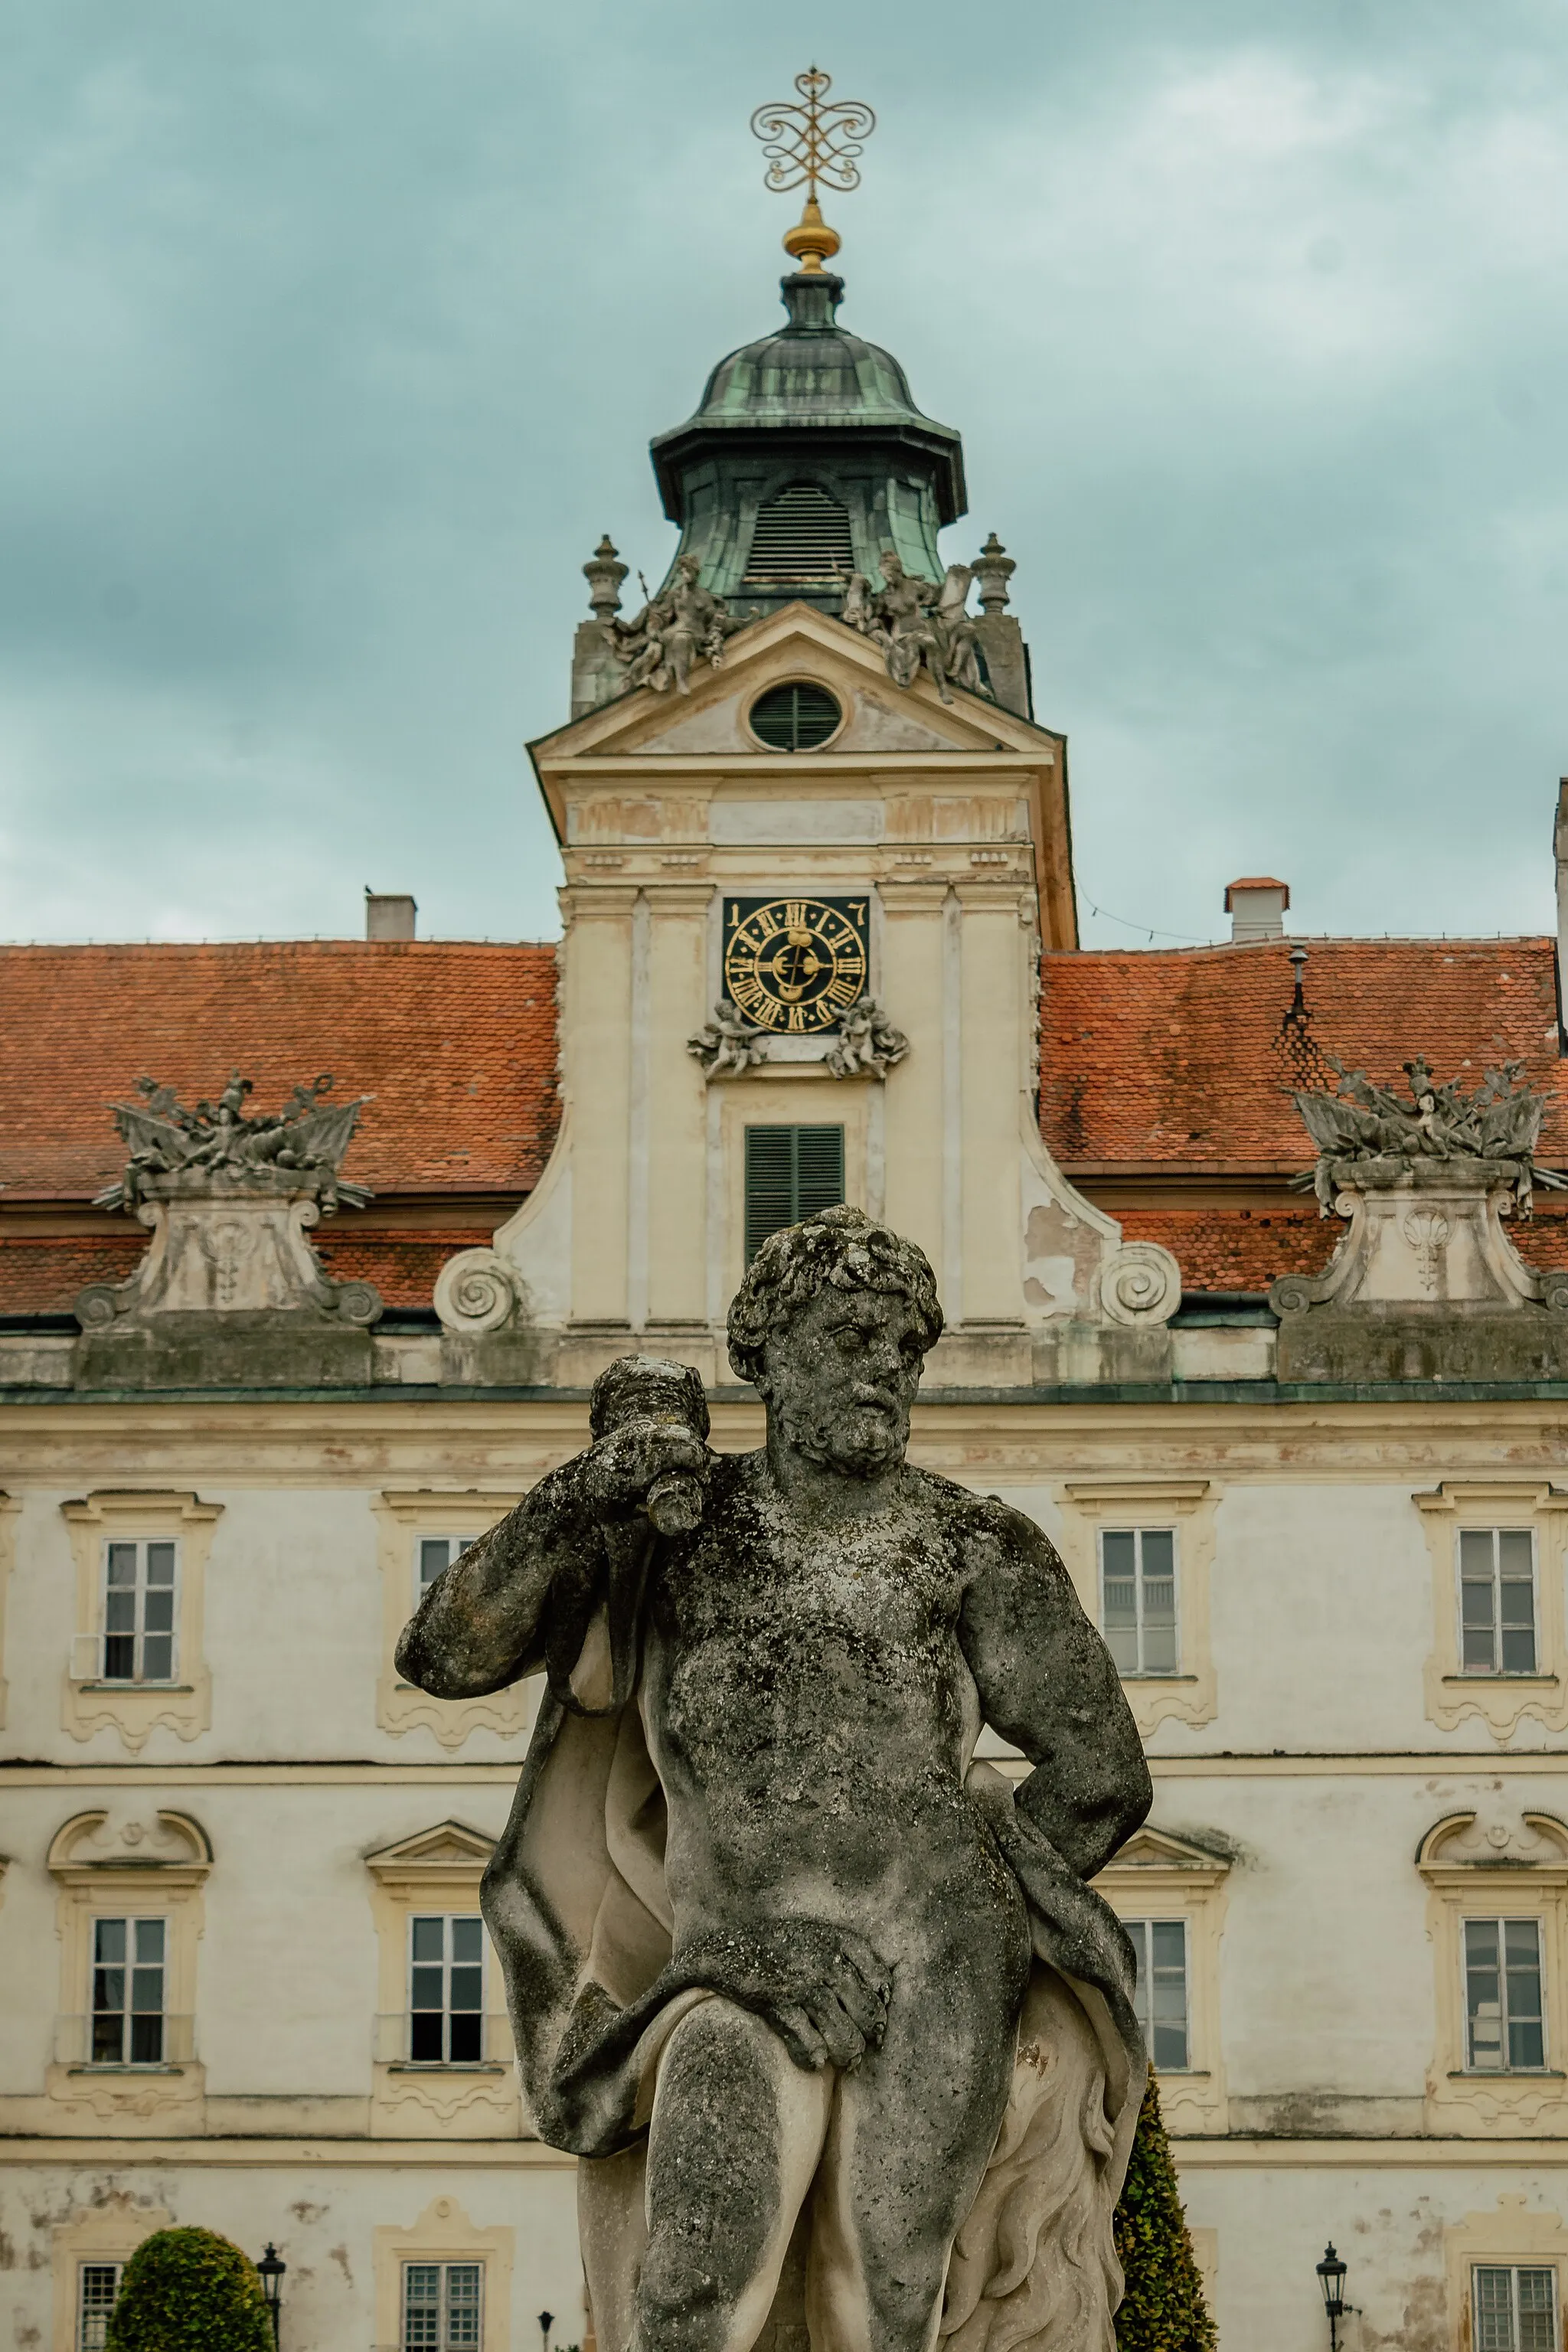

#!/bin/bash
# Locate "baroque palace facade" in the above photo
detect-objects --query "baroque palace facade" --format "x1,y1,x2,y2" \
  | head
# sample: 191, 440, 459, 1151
3, 240, 1568, 2352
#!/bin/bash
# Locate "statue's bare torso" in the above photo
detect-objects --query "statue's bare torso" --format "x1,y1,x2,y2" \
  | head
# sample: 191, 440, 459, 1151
645, 1452, 1028, 1984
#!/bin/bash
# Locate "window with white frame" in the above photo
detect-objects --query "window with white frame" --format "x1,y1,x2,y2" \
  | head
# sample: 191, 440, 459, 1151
416, 1537, 472, 1601
1460, 1529, 1538, 1675
91, 1917, 166, 2064
403, 2259, 483, 2350
410, 1914, 485, 2063
1465, 1918, 1546, 2071
1099, 1529, 1178, 1676
100, 1539, 178, 1683
1474, 2265, 1558, 2352
78, 2262, 122, 2350
1124, 1918, 1190, 2069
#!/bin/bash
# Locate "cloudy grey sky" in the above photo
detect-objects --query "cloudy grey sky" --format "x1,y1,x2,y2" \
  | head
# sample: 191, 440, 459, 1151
2, 0, 1565, 949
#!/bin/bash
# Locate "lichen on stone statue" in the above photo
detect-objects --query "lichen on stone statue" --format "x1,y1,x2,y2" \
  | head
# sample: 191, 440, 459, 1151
397, 1204, 1152, 2352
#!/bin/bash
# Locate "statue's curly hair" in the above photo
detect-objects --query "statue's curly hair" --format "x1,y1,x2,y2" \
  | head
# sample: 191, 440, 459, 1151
727, 1204, 943, 1385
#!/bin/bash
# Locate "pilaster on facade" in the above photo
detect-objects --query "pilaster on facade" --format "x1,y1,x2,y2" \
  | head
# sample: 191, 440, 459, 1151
0, 1489, 18, 1726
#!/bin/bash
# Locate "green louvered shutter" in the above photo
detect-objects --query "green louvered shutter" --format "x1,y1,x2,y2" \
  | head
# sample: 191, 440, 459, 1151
744, 1125, 845, 1261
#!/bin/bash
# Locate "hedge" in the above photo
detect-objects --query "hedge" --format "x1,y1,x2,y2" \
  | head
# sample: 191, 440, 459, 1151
106, 2227, 275, 2352
1114, 2073, 1218, 2350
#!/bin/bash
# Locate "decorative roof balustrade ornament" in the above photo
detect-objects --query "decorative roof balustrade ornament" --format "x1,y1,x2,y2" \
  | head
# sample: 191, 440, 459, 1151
583, 534, 628, 622
1272, 1054, 1568, 1380
75, 1072, 382, 1352
751, 67, 876, 276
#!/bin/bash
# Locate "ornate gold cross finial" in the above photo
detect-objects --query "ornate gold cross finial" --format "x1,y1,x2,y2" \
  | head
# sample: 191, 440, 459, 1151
750, 67, 876, 274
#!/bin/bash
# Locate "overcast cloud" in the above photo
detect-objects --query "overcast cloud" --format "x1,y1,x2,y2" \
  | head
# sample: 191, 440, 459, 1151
2, 0, 1565, 949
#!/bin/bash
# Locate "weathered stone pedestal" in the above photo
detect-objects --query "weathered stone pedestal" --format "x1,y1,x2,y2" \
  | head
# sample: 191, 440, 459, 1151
1272, 1161, 1568, 1382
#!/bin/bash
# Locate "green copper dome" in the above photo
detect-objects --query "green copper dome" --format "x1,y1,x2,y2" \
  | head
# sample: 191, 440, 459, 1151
648, 273, 967, 616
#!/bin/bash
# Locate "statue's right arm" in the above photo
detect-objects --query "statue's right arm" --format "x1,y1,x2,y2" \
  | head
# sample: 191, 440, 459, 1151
394, 1464, 591, 1699
394, 1418, 710, 1699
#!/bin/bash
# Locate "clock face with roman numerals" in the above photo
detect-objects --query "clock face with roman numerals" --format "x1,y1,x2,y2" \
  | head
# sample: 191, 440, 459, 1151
723, 896, 869, 1034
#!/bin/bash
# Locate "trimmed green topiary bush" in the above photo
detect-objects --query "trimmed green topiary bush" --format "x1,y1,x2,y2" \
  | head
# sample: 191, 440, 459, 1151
1114, 2073, 1217, 2350
106, 2226, 274, 2352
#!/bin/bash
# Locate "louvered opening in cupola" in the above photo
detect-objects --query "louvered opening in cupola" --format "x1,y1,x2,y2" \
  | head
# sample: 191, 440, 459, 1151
740, 483, 854, 590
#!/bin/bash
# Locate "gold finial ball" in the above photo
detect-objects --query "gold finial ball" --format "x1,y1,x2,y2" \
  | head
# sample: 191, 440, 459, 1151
782, 195, 841, 274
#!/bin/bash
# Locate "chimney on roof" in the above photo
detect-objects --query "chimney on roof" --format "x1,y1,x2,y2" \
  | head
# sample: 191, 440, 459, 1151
1224, 875, 1289, 944
365, 890, 416, 942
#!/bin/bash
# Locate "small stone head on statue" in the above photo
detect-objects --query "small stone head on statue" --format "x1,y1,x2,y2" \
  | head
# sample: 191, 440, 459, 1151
397, 1206, 1152, 2352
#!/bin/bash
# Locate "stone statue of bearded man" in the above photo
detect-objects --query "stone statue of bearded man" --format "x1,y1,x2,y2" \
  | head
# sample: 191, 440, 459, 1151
397, 1207, 1152, 2352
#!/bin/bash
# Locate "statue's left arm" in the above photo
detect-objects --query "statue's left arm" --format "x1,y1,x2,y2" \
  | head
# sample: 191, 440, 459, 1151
956, 1498, 1152, 1878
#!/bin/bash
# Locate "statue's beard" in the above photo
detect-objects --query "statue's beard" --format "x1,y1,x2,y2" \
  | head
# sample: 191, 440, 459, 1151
773, 1387, 909, 1478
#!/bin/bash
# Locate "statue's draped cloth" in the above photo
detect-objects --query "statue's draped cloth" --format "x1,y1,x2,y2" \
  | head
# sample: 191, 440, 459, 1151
482, 1607, 1149, 2352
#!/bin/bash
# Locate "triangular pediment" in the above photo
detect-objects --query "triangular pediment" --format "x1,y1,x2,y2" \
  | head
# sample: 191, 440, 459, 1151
1096, 1825, 1234, 1877
364, 1819, 496, 1877
531, 602, 1060, 774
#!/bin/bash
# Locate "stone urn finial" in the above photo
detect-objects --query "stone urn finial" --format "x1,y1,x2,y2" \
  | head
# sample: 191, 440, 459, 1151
583, 535, 628, 621
972, 532, 1016, 616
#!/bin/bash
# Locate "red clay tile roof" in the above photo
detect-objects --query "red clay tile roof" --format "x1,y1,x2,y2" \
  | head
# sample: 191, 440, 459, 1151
1040, 937, 1568, 1170
0, 941, 560, 1201
1116, 1201, 1568, 1293
314, 1230, 498, 1311
0, 1229, 498, 1316
0, 1235, 145, 1312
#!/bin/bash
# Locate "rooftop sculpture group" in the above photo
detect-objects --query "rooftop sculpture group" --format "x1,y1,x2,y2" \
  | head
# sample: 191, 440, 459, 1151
1292, 1056, 1563, 1217
604, 554, 744, 696
841, 550, 989, 704
593, 544, 998, 709
76, 1072, 381, 1349
95, 1073, 373, 1214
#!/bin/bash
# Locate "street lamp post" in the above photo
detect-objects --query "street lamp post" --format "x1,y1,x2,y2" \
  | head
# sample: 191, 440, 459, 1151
257, 2243, 286, 2347
1316, 2243, 1349, 2352
539, 2310, 555, 2352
